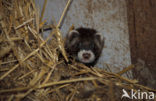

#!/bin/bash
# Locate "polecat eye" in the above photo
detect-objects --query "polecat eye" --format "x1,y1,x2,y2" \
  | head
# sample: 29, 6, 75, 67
90, 44, 95, 49
79, 43, 82, 47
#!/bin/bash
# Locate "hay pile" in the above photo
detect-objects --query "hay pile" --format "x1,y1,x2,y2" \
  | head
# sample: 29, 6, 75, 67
0, 0, 155, 101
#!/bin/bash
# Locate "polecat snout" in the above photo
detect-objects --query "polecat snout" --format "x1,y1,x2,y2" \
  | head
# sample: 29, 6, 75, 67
65, 27, 104, 67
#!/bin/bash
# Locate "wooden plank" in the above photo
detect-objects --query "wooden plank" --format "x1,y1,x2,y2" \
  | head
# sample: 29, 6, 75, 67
127, 0, 156, 88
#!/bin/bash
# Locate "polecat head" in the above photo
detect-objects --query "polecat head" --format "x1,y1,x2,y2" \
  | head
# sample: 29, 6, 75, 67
65, 27, 104, 66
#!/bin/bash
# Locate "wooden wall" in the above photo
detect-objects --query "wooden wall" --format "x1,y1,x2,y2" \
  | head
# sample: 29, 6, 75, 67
127, 0, 156, 88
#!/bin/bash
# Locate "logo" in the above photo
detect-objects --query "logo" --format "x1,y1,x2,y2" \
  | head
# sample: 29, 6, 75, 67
121, 89, 155, 100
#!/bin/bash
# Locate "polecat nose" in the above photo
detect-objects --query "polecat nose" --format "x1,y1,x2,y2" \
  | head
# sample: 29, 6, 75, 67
82, 53, 91, 59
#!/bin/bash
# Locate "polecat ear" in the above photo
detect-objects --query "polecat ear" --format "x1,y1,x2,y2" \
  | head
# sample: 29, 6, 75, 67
95, 33, 105, 41
67, 30, 79, 39
65, 30, 80, 48
94, 33, 105, 49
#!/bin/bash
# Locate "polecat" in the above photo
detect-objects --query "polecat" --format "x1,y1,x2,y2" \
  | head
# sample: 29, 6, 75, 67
65, 27, 104, 67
